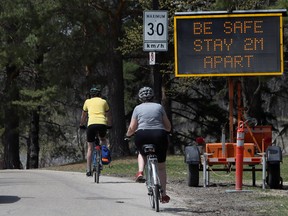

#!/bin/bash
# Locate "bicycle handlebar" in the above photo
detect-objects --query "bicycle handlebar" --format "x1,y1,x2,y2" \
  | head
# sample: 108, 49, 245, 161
79, 125, 87, 130
79, 125, 112, 130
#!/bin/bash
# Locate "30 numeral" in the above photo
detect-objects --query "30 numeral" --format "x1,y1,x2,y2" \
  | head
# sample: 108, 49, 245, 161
147, 23, 164, 36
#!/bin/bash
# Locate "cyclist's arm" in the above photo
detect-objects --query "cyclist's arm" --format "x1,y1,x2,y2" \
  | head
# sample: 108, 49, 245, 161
126, 117, 138, 137
79, 110, 88, 127
163, 114, 171, 132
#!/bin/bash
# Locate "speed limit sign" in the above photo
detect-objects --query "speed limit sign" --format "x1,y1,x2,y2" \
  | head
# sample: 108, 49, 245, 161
143, 10, 168, 51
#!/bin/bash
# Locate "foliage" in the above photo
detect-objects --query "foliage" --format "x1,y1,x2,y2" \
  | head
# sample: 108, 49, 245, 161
13, 86, 58, 111
1, 0, 288, 167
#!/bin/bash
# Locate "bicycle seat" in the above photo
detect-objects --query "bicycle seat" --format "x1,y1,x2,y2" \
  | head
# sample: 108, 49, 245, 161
143, 144, 156, 154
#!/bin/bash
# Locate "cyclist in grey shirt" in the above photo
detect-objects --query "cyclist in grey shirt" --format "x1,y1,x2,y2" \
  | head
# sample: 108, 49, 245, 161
126, 86, 171, 203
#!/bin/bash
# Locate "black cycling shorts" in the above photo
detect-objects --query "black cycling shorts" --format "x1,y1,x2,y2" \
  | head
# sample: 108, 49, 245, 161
134, 129, 169, 163
87, 124, 107, 142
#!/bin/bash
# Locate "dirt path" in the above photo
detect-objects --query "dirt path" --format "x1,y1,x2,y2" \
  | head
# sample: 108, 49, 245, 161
166, 181, 288, 216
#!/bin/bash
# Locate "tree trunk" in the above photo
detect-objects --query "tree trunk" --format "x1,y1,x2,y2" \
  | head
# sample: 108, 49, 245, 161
26, 110, 40, 169
106, 2, 130, 156
3, 66, 21, 169
3, 106, 21, 169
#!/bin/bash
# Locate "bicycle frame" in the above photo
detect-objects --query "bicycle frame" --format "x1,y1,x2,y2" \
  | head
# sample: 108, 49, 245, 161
92, 137, 102, 183
147, 155, 160, 186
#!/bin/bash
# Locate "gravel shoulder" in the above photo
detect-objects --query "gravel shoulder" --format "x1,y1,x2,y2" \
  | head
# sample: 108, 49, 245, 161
166, 180, 288, 216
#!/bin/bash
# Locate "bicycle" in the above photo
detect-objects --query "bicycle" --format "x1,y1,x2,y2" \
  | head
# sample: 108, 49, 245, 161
142, 144, 162, 212
92, 127, 112, 183
80, 125, 111, 184
92, 136, 102, 183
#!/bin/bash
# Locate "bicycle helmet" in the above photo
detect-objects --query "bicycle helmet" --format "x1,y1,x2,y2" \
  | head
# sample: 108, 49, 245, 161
138, 86, 154, 102
90, 85, 101, 96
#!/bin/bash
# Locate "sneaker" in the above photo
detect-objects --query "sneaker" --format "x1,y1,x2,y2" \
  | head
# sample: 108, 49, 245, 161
161, 195, 170, 204
135, 171, 145, 183
86, 171, 92, 177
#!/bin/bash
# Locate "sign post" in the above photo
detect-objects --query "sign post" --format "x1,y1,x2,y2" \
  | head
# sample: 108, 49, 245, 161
143, 10, 168, 102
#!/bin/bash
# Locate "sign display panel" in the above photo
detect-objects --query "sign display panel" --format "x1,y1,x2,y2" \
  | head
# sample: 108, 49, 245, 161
144, 10, 168, 51
174, 13, 284, 77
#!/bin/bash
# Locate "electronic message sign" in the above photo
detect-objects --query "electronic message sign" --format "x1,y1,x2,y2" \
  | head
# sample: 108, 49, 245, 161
174, 11, 285, 77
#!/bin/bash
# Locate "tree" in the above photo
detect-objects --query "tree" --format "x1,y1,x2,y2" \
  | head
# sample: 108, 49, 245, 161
0, 0, 31, 168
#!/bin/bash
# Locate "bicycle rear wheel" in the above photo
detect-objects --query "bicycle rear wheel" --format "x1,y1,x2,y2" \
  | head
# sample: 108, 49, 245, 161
148, 186, 155, 209
153, 185, 160, 212
147, 162, 155, 209
149, 162, 160, 212
94, 148, 101, 183
94, 163, 100, 183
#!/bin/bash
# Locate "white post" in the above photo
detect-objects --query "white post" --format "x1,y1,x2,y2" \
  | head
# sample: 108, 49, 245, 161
262, 153, 266, 189
203, 154, 207, 187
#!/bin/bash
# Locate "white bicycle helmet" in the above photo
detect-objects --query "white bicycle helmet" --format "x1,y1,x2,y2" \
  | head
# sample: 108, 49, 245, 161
138, 86, 154, 102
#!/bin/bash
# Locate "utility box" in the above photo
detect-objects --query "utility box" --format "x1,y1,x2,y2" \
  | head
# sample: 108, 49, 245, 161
185, 145, 200, 164
206, 143, 255, 158
266, 146, 282, 163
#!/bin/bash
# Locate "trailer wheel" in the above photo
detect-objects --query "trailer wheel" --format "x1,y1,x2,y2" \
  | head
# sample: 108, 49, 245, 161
267, 163, 281, 189
188, 164, 199, 187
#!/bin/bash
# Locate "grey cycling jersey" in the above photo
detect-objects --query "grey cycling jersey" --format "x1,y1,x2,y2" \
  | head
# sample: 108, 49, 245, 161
132, 102, 166, 130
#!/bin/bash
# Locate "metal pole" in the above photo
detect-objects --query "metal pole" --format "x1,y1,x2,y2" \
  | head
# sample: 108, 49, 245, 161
203, 154, 207, 187
262, 153, 266, 189
151, 0, 162, 103
221, 127, 226, 157
228, 78, 234, 142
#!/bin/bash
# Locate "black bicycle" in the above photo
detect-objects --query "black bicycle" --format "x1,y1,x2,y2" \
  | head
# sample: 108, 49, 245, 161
143, 144, 162, 212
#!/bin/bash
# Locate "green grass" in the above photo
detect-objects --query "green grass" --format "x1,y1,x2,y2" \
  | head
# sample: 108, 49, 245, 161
256, 195, 288, 216
47, 154, 288, 186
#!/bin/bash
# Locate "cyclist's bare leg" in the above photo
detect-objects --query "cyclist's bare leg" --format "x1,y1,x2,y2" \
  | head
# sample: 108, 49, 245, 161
138, 153, 146, 172
158, 162, 167, 195
86, 142, 93, 172
135, 153, 146, 182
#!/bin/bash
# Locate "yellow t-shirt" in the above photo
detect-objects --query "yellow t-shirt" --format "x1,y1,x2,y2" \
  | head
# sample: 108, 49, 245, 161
83, 97, 109, 126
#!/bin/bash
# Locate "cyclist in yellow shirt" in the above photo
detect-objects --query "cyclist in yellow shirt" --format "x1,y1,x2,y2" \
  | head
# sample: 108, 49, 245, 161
79, 85, 112, 176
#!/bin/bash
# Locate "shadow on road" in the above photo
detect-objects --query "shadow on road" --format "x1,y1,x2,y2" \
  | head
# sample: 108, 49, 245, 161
163, 207, 218, 215
0, 195, 21, 204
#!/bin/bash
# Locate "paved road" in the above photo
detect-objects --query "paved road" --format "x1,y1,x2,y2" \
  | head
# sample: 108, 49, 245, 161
0, 170, 183, 216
